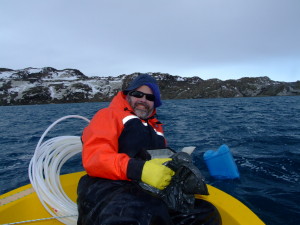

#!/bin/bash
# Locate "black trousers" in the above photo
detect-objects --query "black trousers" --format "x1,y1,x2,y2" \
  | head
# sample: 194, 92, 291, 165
77, 175, 222, 225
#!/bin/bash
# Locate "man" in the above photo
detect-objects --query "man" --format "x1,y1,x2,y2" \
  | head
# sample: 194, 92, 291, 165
77, 74, 221, 225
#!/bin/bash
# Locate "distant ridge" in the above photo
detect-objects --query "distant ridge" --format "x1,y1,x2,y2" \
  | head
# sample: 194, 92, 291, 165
0, 67, 299, 106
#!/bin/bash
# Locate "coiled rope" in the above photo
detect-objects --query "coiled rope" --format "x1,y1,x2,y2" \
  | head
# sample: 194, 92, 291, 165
2, 215, 78, 225
28, 115, 90, 225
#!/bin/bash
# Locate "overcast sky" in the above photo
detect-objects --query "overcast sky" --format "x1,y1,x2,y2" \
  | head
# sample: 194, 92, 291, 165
1, 0, 299, 82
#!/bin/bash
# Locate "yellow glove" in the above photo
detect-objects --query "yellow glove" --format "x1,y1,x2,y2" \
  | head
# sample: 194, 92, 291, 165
150, 158, 172, 165
141, 158, 175, 190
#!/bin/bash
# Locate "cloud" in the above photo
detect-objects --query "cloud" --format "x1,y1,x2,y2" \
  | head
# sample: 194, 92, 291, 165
1, 0, 299, 81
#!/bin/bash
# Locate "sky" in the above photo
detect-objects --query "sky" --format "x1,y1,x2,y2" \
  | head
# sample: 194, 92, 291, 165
1, 0, 299, 82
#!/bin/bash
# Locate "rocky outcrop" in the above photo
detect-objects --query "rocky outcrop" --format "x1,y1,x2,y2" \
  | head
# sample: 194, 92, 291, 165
0, 67, 299, 106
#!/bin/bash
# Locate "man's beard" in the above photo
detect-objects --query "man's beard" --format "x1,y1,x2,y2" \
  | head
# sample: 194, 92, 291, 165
130, 101, 154, 119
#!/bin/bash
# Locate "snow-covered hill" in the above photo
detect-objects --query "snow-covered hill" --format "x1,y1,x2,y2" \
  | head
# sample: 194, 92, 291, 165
0, 67, 299, 106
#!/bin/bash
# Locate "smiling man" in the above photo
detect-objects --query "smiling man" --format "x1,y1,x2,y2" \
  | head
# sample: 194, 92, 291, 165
77, 74, 221, 225
126, 86, 155, 119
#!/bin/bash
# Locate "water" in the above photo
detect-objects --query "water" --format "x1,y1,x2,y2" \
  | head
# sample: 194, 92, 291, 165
1, 96, 299, 224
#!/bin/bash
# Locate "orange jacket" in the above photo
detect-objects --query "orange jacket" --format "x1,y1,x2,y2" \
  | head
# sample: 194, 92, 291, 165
82, 91, 166, 181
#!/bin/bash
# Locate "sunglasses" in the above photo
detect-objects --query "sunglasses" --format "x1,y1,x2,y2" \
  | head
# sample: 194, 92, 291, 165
128, 91, 155, 101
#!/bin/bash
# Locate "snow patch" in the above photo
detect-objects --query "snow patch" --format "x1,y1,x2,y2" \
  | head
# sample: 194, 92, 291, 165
0, 71, 14, 79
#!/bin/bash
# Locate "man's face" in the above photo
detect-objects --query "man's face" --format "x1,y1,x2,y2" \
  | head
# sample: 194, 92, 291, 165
127, 85, 155, 119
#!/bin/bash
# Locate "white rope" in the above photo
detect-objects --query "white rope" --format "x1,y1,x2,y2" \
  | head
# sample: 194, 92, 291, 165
28, 115, 90, 225
1, 215, 77, 225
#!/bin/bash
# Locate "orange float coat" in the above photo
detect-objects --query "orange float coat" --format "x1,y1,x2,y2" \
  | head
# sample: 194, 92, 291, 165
81, 91, 166, 181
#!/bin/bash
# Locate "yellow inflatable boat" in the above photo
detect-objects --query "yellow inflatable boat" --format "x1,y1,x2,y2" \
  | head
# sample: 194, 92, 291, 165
0, 171, 264, 225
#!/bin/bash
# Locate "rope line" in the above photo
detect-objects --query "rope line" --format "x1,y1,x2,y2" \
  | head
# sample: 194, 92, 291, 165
1, 214, 77, 225
28, 115, 90, 225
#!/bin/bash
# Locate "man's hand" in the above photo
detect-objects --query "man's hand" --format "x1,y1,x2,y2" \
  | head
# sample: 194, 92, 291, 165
141, 158, 175, 190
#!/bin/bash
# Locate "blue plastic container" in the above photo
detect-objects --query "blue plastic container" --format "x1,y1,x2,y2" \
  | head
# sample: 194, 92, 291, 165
203, 144, 240, 179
